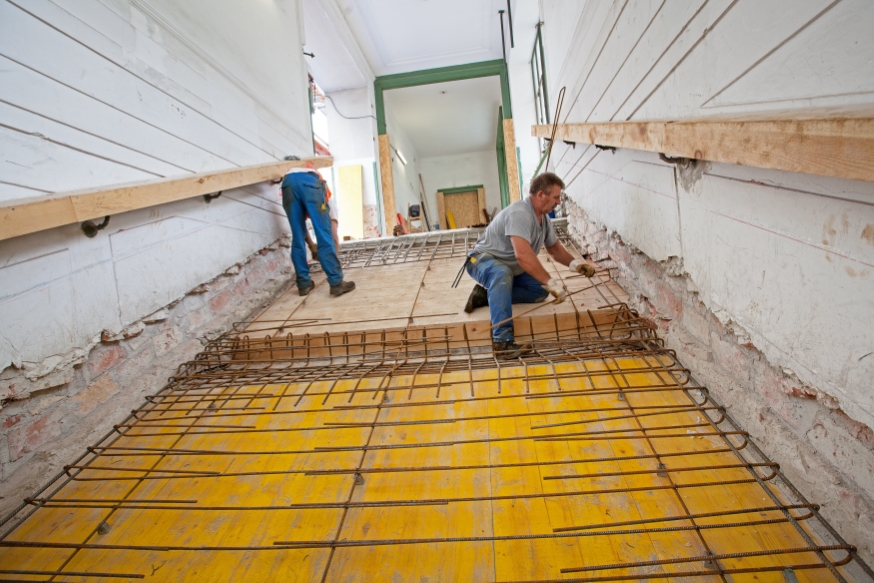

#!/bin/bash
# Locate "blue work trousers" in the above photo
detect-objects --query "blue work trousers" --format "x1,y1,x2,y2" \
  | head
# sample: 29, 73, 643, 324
281, 172, 343, 288
465, 253, 548, 342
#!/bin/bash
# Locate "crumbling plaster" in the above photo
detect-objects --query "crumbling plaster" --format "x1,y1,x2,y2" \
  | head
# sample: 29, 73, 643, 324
566, 148, 874, 431
0, 237, 295, 516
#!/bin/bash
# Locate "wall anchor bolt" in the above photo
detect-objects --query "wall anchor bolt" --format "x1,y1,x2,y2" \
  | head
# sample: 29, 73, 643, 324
354, 473, 365, 486
81, 216, 110, 238
97, 521, 111, 535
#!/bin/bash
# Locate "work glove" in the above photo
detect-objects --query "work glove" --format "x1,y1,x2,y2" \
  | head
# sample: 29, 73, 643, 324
542, 278, 567, 304
568, 259, 596, 277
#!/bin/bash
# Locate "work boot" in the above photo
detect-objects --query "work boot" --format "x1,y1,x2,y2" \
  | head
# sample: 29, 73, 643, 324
492, 340, 532, 360
464, 284, 489, 313
329, 280, 356, 297
298, 281, 315, 296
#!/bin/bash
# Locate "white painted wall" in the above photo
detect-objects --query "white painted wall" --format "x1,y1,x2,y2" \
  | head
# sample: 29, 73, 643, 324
323, 86, 380, 236
538, 0, 874, 429
0, 0, 312, 373
384, 108, 422, 218
419, 151, 502, 226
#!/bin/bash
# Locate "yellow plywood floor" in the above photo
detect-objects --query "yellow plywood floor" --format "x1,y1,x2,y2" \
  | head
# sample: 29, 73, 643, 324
0, 231, 866, 582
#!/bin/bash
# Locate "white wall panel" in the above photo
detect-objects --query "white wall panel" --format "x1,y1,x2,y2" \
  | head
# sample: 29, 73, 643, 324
419, 150, 502, 217
0, 0, 309, 370
538, 0, 874, 430
569, 150, 682, 262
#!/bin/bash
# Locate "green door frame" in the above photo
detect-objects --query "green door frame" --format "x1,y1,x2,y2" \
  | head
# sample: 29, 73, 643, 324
374, 60, 515, 210
496, 107, 510, 208
374, 60, 512, 135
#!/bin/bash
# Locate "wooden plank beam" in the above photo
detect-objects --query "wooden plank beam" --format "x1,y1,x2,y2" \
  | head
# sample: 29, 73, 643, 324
378, 134, 396, 235
503, 119, 522, 203
0, 156, 332, 242
532, 118, 874, 183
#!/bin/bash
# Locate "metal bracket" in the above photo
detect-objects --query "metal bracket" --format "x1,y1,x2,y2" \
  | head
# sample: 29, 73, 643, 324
81, 216, 110, 238
203, 191, 223, 203
595, 144, 616, 153
659, 153, 695, 168
563, 140, 576, 148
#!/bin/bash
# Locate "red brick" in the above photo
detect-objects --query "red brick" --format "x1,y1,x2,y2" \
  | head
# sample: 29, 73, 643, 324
8, 410, 65, 461
70, 375, 120, 415
208, 288, 232, 313
710, 332, 751, 383
2, 414, 22, 429
151, 326, 183, 357
87, 345, 126, 378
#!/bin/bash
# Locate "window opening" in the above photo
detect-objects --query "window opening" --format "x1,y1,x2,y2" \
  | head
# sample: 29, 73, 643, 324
530, 23, 550, 156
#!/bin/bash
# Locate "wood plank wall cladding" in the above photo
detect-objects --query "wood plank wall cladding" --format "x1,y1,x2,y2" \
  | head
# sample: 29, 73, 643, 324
0, 0, 313, 370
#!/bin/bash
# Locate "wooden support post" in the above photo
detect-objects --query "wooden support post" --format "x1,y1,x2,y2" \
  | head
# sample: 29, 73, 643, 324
0, 156, 333, 242
503, 118, 521, 202
378, 134, 397, 235
476, 188, 486, 219
532, 118, 874, 184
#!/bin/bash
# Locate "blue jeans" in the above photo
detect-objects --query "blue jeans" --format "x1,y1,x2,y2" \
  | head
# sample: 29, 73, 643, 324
465, 252, 548, 342
281, 172, 343, 287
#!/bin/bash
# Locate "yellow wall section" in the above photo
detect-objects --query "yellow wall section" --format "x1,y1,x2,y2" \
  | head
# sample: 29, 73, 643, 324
337, 165, 364, 240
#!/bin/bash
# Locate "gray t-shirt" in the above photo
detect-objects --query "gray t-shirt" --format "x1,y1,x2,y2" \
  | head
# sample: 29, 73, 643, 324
472, 197, 558, 275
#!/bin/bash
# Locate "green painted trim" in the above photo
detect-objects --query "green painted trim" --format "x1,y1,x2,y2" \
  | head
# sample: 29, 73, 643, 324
375, 60, 512, 134
517, 145, 524, 198
439, 185, 484, 195
372, 161, 383, 235
496, 106, 510, 209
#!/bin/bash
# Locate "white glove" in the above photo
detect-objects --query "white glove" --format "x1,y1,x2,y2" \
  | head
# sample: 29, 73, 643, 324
542, 278, 567, 303
569, 259, 596, 277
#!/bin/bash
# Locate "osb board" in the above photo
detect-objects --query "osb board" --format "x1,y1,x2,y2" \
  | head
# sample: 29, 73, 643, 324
245, 249, 627, 339
443, 190, 480, 229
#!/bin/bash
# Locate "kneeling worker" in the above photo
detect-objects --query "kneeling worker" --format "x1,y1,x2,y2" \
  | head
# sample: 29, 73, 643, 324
463, 172, 595, 359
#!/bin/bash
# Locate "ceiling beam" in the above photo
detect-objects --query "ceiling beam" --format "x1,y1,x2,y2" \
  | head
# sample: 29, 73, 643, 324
532, 118, 874, 184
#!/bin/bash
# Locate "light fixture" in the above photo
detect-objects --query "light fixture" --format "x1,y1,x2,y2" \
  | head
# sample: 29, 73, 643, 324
396, 150, 407, 165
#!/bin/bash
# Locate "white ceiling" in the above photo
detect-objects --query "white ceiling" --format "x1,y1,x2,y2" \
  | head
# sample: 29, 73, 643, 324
302, 0, 370, 92
335, 0, 517, 76
383, 76, 503, 158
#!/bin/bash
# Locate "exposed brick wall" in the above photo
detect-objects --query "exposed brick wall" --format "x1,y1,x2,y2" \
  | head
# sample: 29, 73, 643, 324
566, 201, 874, 564
0, 237, 294, 517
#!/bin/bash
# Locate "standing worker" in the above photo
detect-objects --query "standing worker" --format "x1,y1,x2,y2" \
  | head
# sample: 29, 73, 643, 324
281, 156, 355, 297
463, 172, 595, 359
